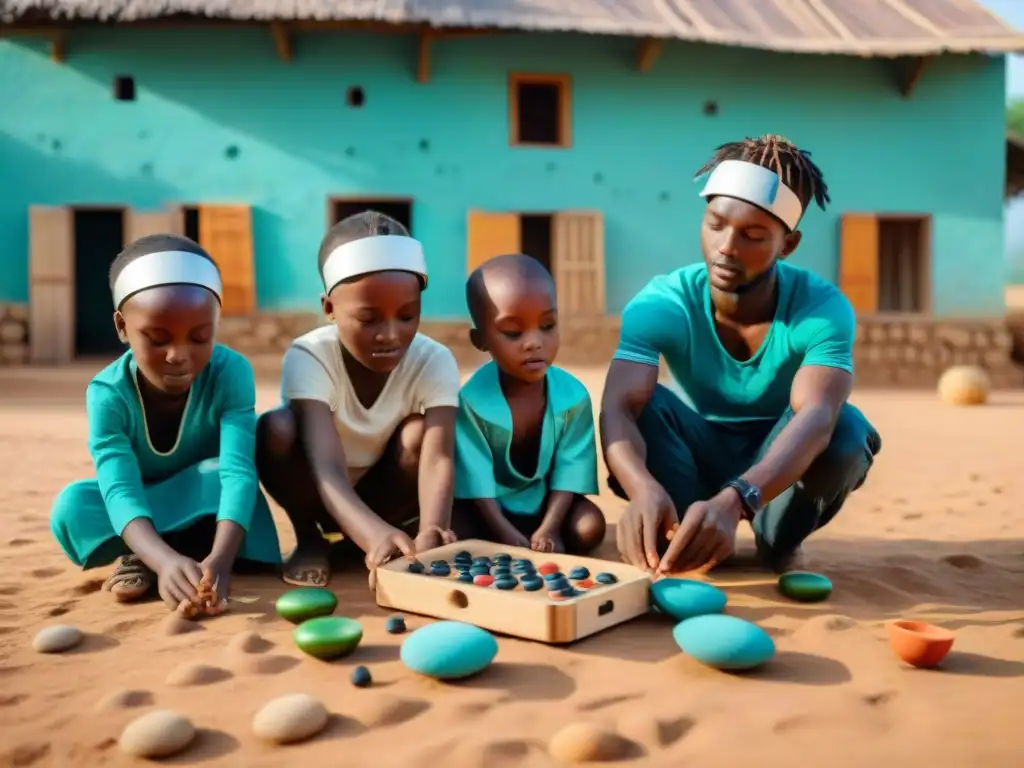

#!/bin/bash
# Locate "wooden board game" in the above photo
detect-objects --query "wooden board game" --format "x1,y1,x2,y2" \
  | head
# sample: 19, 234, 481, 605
375, 539, 652, 644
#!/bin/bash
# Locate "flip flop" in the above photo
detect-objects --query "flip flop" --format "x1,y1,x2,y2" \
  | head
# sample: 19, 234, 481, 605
281, 543, 331, 587
103, 555, 156, 603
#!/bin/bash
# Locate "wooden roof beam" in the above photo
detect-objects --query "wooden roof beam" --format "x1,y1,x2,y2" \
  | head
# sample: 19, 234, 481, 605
895, 55, 932, 98
417, 31, 432, 83
270, 22, 292, 61
636, 37, 663, 73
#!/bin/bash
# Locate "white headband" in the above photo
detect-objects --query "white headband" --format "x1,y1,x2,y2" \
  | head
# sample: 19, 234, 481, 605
321, 235, 428, 294
113, 250, 223, 308
698, 159, 804, 231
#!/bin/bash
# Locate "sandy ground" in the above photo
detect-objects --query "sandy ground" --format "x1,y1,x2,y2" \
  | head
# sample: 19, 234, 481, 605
2, 363, 1024, 767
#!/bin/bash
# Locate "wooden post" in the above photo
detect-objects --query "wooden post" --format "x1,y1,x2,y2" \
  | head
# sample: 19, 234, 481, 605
635, 38, 663, 73
417, 32, 433, 84
270, 22, 293, 62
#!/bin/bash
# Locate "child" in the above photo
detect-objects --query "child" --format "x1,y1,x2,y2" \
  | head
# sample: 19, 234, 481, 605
451, 253, 606, 554
50, 234, 282, 615
256, 211, 461, 587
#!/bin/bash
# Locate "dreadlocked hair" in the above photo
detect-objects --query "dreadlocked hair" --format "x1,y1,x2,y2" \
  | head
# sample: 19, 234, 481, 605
695, 134, 830, 213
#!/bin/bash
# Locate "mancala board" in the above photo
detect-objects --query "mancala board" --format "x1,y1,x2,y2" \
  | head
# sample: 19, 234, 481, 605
375, 539, 652, 644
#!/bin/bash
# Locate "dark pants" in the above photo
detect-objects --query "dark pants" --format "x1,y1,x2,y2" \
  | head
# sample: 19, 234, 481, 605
608, 384, 882, 564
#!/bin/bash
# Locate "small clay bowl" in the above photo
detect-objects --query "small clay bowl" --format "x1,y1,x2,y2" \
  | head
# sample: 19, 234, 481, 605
887, 620, 955, 668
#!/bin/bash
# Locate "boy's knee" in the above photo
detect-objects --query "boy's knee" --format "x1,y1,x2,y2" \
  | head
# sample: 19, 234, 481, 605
257, 407, 297, 460
805, 416, 875, 497
51, 480, 94, 531
391, 415, 425, 476
568, 497, 607, 552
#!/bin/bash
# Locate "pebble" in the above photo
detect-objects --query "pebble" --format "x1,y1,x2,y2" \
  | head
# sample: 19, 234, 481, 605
491, 565, 511, 578
493, 553, 511, 564
595, 572, 618, 585
430, 559, 448, 568
275, 587, 338, 624
543, 571, 565, 581
472, 557, 492, 567
119, 710, 196, 758
777, 571, 833, 603
430, 564, 451, 577
453, 550, 472, 562
32, 624, 83, 653
473, 574, 495, 587
546, 576, 570, 591
226, 630, 270, 655
252, 693, 330, 745
385, 616, 407, 634
650, 578, 727, 621
672, 614, 775, 670
494, 577, 518, 590
569, 566, 590, 580
470, 565, 491, 577
558, 586, 579, 598
407, 561, 425, 574
351, 665, 372, 687
457, 572, 474, 583
521, 576, 544, 591
165, 662, 230, 687
538, 561, 560, 575
548, 722, 633, 763
292, 616, 363, 660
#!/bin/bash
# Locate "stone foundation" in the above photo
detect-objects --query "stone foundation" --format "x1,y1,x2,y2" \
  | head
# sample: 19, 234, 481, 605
0, 303, 29, 365
3, 307, 1023, 390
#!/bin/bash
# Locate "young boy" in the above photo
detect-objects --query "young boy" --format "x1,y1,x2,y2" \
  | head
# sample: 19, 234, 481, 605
50, 234, 282, 615
451, 253, 606, 554
256, 211, 461, 588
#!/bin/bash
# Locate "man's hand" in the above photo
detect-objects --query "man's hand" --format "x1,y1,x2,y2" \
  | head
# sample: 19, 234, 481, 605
658, 490, 743, 574
616, 483, 678, 571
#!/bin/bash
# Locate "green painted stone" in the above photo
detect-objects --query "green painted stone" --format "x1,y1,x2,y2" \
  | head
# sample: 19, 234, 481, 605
293, 616, 364, 660
275, 587, 338, 624
777, 571, 833, 603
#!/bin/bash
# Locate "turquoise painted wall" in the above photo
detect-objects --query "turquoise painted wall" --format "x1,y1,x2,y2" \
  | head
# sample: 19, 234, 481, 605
0, 29, 1007, 318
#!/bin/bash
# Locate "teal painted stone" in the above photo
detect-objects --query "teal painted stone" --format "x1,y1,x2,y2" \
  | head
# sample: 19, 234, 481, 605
672, 614, 775, 671
400, 621, 498, 680
777, 571, 833, 603
275, 587, 338, 624
650, 578, 727, 621
292, 616, 363, 660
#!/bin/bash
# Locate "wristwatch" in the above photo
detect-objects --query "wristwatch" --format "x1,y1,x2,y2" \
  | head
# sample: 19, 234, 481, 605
723, 478, 762, 521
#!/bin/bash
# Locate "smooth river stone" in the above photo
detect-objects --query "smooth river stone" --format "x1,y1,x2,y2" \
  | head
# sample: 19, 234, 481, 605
569, 566, 590, 580
672, 614, 775, 671
400, 621, 498, 680
32, 624, 83, 653
777, 571, 833, 603
595, 572, 618, 585
252, 693, 329, 744
521, 576, 544, 591
650, 578, 727, 621
275, 587, 338, 624
292, 616, 363, 660
119, 710, 196, 758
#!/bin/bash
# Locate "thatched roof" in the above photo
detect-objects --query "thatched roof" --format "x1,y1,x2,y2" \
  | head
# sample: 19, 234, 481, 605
3, 0, 1024, 58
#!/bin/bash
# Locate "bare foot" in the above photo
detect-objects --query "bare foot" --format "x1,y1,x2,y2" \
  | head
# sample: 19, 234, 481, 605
282, 537, 330, 587
103, 555, 156, 603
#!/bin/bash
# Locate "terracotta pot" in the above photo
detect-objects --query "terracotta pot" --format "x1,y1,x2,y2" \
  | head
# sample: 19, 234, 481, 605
887, 620, 955, 668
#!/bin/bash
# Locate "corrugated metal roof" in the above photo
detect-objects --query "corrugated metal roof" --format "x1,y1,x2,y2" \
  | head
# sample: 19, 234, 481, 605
2, 0, 1023, 57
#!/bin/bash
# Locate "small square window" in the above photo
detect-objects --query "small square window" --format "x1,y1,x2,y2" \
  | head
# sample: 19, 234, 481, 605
510, 74, 570, 147
113, 76, 135, 102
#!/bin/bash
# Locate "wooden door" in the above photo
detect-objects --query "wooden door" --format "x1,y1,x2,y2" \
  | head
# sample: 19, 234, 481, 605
198, 204, 255, 316
838, 213, 879, 314
125, 210, 173, 244
552, 211, 605, 316
466, 211, 520, 274
29, 206, 75, 364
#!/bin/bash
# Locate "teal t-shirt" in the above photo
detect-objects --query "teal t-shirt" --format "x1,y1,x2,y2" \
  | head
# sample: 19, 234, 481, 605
613, 262, 855, 423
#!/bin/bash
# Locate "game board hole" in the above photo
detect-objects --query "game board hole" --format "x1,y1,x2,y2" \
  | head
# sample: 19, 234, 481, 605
448, 590, 469, 609
598, 600, 614, 616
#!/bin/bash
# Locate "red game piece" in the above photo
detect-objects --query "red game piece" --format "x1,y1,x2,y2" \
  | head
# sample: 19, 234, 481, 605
575, 579, 597, 590
473, 574, 495, 587
538, 562, 559, 576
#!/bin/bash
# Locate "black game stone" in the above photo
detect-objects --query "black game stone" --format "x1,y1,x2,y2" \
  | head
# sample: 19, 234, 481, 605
470, 565, 491, 577
430, 559, 448, 568
491, 565, 512, 578
545, 576, 570, 592
595, 572, 618, 585
430, 564, 451, 577
385, 615, 407, 634
407, 561, 425, 574
493, 552, 511, 563
457, 572, 474, 583
557, 586, 579, 598
569, 566, 590, 580
472, 557, 492, 568
453, 550, 472, 562
351, 665, 372, 688
494, 577, 518, 590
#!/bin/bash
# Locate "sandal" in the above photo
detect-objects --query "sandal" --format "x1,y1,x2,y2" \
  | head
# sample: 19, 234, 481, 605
103, 555, 156, 603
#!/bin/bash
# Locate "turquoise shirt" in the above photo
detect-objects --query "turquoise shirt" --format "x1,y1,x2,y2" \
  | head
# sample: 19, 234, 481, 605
86, 344, 263, 535
454, 362, 599, 515
614, 262, 855, 423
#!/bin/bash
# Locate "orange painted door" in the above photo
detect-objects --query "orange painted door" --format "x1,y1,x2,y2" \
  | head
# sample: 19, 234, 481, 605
198, 204, 255, 316
466, 211, 521, 274
839, 213, 879, 314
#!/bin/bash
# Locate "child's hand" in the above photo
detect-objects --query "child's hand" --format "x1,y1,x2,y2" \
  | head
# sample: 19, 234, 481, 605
496, 525, 530, 550
155, 554, 204, 612
364, 523, 416, 590
414, 526, 457, 553
200, 555, 232, 604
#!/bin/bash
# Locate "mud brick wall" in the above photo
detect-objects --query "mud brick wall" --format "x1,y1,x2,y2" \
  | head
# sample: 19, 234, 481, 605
0, 303, 29, 365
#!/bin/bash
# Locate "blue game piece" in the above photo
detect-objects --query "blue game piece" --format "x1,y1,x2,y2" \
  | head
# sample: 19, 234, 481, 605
672, 614, 775, 671
595, 572, 618, 585
401, 622, 498, 679
569, 566, 590, 580
650, 578, 727, 621
407, 562, 425, 574
351, 665, 372, 687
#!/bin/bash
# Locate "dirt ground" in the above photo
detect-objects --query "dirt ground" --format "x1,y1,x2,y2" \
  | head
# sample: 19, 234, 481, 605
1, 363, 1023, 767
